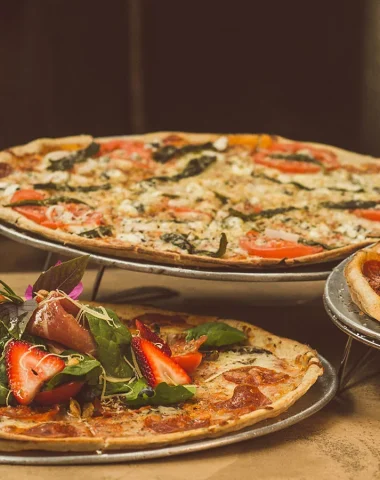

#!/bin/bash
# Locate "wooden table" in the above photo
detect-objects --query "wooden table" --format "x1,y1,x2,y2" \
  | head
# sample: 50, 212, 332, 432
0, 270, 379, 480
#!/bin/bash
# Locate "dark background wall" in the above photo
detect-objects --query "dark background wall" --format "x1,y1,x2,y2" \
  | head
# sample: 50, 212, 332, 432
0, 0, 372, 270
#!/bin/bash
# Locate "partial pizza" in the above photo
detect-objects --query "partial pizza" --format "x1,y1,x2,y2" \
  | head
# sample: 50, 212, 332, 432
0, 258, 322, 451
0, 132, 379, 268
345, 243, 380, 321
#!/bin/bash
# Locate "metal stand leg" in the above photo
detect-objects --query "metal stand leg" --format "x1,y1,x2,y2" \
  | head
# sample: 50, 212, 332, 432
42, 252, 53, 271
338, 336, 353, 391
91, 266, 106, 301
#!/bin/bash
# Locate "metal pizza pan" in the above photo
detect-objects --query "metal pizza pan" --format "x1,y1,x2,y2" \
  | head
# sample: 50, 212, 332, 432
0, 222, 334, 282
324, 255, 380, 343
0, 354, 337, 465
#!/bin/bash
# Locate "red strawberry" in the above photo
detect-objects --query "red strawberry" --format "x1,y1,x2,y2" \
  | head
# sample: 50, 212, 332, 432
6, 340, 65, 405
135, 319, 172, 357
131, 337, 191, 388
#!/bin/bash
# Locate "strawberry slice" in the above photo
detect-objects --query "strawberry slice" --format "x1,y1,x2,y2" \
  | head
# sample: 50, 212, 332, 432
131, 337, 191, 388
135, 319, 172, 357
6, 340, 65, 405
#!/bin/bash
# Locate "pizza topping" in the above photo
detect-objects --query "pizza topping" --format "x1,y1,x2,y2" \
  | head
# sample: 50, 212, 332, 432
34, 381, 85, 406
144, 413, 210, 433
152, 141, 224, 164
27, 293, 97, 355
5, 340, 65, 405
228, 206, 296, 221
172, 353, 203, 375
161, 232, 228, 258
78, 226, 113, 238
321, 200, 379, 210
362, 260, 380, 295
33, 182, 111, 193
353, 209, 380, 222
47, 142, 100, 171
135, 319, 172, 357
0, 163, 13, 178
213, 385, 270, 411
22, 422, 80, 438
223, 366, 290, 386
148, 155, 217, 182
240, 231, 323, 259
131, 337, 191, 388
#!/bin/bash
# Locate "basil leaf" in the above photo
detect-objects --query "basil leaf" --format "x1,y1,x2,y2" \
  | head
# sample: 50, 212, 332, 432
78, 226, 113, 239
149, 155, 217, 182
152, 142, 217, 163
45, 354, 101, 390
269, 153, 324, 169
86, 308, 132, 378
186, 322, 247, 347
121, 380, 195, 407
33, 182, 110, 193
47, 142, 100, 171
33, 255, 89, 295
0, 299, 37, 339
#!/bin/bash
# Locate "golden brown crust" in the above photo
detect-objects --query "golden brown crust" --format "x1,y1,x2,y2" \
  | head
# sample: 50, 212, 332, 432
0, 132, 377, 269
0, 303, 323, 451
345, 243, 380, 321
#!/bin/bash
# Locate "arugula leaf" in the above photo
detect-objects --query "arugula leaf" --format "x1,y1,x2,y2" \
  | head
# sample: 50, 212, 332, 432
148, 155, 217, 182
117, 379, 196, 407
33, 182, 111, 193
47, 142, 100, 171
161, 233, 228, 258
0, 384, 9, 405
45, 354, 101, 390
186, 322, 247, 347
320, 200, 379, 210
228, 206, 296, 221
0, 299, 37, 339
0, 280, 24, 305
78, 226, 113, 239
269, 153, 324, 169
86, 308, 132, 378
33, 255, 89, 295
5, 196, 88, 208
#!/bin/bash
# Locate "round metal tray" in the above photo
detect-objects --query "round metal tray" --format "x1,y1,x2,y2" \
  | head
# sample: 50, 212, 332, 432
0, 355, 337, 465
0, 222, 334, 282
324, 256, 380, 348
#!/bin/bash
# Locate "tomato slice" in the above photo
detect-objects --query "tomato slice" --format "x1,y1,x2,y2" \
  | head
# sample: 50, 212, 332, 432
34, 381, 84, 406
255, 142, 340, 171
172, 352, 203, 374
11, 189, 45, 203
353, 209, 380, 222
99, 140, 151, 161
240, 232, 323, 259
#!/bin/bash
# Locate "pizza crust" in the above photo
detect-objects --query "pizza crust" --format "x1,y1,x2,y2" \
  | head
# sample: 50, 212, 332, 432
0, 303, 323, 451
345, 243, 380, 321
0, 132, 377, 269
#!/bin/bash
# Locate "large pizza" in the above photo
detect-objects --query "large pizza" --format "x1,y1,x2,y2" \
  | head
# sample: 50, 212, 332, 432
0, 132, 379, 268
0, 259, 322, 452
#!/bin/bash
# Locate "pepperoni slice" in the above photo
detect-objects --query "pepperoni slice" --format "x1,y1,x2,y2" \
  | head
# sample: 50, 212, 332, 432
223, 366, 290, 386
144, 414, 210, 434
0, 163, 13, 178
213, 385, 270, 411
22, 422, 80, 438
363, 260, 380, 295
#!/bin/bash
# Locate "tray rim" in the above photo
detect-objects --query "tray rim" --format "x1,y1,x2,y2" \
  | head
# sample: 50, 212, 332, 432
324, 255, 380, 343
0, 222, 334, 283
0, 354, 337, 465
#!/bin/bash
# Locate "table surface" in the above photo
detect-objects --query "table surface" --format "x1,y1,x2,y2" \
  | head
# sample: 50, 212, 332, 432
0, 270, 379, 480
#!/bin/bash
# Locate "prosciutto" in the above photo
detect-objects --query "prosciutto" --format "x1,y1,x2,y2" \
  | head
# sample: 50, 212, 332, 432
27, 293, 96, 355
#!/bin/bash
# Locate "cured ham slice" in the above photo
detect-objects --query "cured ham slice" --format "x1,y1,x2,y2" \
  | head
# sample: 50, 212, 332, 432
27, 294, 96, 355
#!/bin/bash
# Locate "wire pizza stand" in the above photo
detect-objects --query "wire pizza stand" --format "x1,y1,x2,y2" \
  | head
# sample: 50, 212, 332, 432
0, 221, 340, 463
324, 255, 380, 391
